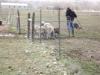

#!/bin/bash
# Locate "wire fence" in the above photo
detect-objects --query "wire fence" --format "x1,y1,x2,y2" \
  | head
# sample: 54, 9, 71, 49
1, 8, 100, 60
0, 8, 67, 35
0, 8, 68, 59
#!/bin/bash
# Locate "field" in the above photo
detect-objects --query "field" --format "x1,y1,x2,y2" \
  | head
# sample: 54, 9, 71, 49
0, 9, 100, 75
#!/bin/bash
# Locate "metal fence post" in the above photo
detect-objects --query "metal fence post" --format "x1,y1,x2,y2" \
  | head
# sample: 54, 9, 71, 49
40, 8, 42, 43
58, 8, 61, 60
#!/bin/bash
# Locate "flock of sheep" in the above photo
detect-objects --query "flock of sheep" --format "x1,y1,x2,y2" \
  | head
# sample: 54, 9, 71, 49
34, 21, 59, 39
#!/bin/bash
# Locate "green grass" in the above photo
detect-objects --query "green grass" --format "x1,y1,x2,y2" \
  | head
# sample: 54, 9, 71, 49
80, 60, 100, 75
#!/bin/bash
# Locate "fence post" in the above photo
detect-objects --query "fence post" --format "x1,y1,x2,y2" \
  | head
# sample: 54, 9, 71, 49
17, 9, 21, 34
27, 12, 31, 39
32, 12, 35, 42
40, 8, 42, 43
58, 8, 61, 60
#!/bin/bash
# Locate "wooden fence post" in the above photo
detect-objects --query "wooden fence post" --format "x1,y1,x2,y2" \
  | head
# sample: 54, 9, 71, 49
27, 12, 31, 39
17, 9, 21, 34
32, 12, 35, 42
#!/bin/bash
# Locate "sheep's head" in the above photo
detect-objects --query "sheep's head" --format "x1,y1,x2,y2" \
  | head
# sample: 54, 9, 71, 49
40, 21, 45, 26
54, 28, 60, 34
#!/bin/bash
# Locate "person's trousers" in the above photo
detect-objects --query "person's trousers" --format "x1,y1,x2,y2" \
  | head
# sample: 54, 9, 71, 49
67, 20, 74, 31
67, 20, 74, 36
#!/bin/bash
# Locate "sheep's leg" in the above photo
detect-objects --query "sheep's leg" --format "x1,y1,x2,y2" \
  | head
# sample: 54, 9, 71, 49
46, 32, 50, 39
51, 31, 56, 39
44, 30, 48, 39
38, 32, 41, 39
43, 30, 47, 39
53, 32, 56, 39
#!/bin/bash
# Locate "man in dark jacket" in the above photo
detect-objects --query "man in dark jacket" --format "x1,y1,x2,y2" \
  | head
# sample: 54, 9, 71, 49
66, 7, 77, 37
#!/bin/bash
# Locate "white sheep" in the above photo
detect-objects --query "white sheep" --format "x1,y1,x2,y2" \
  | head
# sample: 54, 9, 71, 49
34, 25, 45, 38
43, 22, 55, 39
34, 21, 55, 39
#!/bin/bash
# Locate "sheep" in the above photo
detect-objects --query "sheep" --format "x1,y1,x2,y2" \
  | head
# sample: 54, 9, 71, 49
42, 22, 55, 39
54, 27, 60, 38
34, 25, 46, 38
34, 21, 56, 39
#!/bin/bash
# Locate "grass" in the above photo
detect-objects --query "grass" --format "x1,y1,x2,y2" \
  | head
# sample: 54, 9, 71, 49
80, 61, 100, 75
0, 10, 100, 75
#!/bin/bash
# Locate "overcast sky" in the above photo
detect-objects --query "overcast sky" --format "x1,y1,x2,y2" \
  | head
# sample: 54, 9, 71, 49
22, 0, 100, 2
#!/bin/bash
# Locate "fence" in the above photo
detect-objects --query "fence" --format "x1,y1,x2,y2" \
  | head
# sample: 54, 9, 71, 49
0, 8, 67, 35
0, 8, 68, 60
1, 8, 100, 60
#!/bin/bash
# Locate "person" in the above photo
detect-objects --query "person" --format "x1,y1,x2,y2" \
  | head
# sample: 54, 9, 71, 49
65, 7, 77, 37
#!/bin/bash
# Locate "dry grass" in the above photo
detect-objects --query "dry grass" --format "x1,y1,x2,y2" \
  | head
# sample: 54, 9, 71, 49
0, 11, 100, 75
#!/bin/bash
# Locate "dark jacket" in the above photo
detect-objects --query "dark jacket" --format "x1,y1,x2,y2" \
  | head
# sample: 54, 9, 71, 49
66, 8, 77, 21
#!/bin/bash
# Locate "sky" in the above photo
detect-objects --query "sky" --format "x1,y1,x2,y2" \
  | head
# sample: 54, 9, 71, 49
1, 0, 100, 9
21, 0, 100, 2
2, 0, 100, 3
